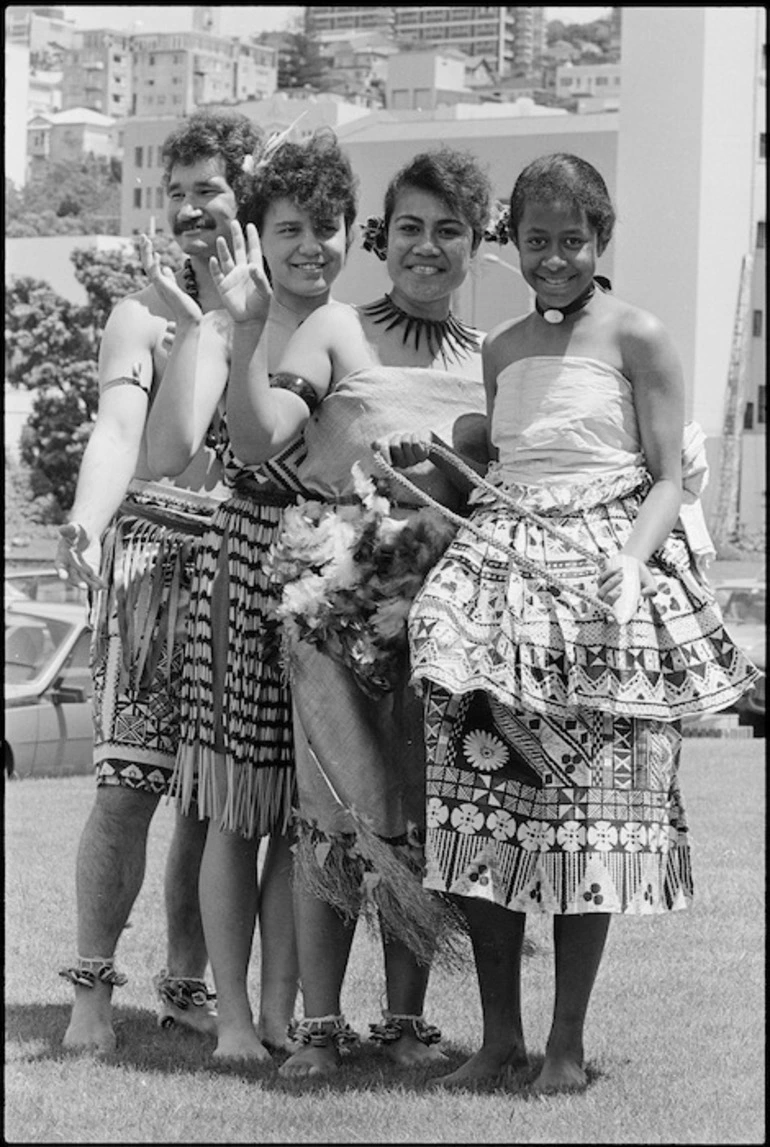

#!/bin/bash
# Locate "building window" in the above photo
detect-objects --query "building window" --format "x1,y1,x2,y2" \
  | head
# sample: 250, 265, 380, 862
757, 220, 766, 248
156, 187, 164, 208
145, 188, 153, 208
146, 146, 153, 166
760, 132, 766, 160
133, 188, 141, 208
758, 386, 767, 425
753, 310, 763, 337
743, 401, 754, 431
134, 146, 143, 167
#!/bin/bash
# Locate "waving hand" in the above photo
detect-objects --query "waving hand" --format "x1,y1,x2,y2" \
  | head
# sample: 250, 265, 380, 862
210, 220, 272, 325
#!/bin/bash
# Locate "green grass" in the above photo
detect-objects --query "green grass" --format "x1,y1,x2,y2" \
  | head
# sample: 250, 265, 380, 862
4, 739, 766, 1144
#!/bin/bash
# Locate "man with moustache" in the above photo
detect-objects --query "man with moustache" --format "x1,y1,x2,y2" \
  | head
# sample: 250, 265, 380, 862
56, 111, 263, 1054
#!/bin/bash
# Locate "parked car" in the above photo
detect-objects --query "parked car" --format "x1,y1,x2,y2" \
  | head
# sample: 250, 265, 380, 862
5, 600, 94, 778
714, 577, 766, 736
4, 566, 89, 608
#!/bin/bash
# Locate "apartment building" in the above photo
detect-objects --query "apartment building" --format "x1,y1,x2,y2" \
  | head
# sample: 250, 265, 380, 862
61, 29, 133, 118
306, 7, 546, 79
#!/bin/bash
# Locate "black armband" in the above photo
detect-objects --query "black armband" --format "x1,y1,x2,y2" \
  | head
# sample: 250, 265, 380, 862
101, 362, 150, 396
269, 372, 320, 414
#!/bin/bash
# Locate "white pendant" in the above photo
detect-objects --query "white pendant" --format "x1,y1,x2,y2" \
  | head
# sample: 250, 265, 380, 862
543, 309, 564, 324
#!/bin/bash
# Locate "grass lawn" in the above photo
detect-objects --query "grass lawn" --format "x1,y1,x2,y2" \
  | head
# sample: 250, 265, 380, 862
4, 739, 765, 1144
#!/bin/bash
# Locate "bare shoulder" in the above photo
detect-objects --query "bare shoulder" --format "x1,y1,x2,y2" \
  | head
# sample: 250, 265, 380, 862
613, 297, 681, 380
483, 313, 531, 371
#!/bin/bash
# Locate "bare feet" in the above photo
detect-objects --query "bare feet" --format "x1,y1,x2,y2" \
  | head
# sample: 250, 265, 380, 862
278, 1043, 341, 1079
434, 1045, 529, 1089
380, 1032, 448, 1068
531, 1056, 588, 1094
158, 998, 217, 1036
62, 986, 116, 1054
257, 1020, 299, 1056
213, 1026, 272, 1063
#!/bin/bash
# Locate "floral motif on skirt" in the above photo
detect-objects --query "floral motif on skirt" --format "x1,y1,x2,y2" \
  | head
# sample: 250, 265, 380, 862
422, 685, 693, 916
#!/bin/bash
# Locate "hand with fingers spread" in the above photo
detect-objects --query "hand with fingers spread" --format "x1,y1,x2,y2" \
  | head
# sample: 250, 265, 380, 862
55, 523, 106, 592
139, 234, 202, 326
210, 220, 272, 326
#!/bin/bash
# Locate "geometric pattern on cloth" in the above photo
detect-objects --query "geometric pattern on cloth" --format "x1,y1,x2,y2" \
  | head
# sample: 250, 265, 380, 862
91, 508, 196, 794
170, 457, 298, 837
409, 486, 760, 721
422, 685, 693, 916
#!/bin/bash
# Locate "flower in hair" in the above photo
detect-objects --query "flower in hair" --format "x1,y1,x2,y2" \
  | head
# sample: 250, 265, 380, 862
483, 202, 511, 247
361, 215, 388, 261
241, 153, 256, 176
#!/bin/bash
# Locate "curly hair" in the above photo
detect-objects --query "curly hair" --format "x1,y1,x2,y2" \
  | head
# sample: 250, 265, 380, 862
383, 148, 492, 252
161, 111, 264, 208
240, 128, 358, 235
508, 153, 615, 253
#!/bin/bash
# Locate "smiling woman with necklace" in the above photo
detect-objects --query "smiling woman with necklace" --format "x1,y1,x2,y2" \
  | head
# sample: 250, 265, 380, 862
208, 148, 492, 1080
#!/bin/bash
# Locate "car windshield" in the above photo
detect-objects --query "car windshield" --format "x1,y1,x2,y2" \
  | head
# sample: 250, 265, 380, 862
715, 586, 766, 625
4, 611, 76, 684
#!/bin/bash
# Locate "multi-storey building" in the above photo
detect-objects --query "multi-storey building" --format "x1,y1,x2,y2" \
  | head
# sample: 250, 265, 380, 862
61, 29, 133, 118
4, 5, 77, 54
305, 7, 546, 79
129, 31, 277, 116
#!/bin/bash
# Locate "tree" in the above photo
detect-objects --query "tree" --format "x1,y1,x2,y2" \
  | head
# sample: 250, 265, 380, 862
5, 156, 121, 237
6, 237, 182, 518
277, 32, 332, 91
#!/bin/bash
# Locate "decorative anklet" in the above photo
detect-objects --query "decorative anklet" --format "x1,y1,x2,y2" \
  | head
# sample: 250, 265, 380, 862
59, 957, 128, 989
369, 1010, 442, 1046
153, 969, 216, 1012
287, 1014, 360, 1053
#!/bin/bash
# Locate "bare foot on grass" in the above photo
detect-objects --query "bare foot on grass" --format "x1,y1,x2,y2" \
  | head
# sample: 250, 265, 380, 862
62, 987, 116, 1054
278, 1043, 341, 1079
433, 1046, 528, 1089
213, 1029, 272, 1063
531, 1056, 587, 1094
158, 999, 218, 1036
380, 1033, 448, 1068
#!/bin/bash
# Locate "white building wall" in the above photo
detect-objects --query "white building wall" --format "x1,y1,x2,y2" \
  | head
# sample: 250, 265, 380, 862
5, 41, 30, 187
613, 8, 760, 528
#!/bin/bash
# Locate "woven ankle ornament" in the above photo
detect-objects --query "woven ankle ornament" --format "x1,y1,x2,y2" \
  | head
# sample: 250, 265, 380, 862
369, 1011, 442, 1046
288, 1014, 361, 1052
153, 969, 215, 1011
59, 957, 127, 989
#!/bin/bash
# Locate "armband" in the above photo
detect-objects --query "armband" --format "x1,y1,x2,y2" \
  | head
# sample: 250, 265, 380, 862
269, 372, 320, 414
101, 362, 149, 396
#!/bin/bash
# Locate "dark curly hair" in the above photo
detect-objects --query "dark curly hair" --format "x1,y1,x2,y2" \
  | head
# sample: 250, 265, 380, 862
240, 128, 358, 235
161, 111, 264, 208
383, 148, 492, 252
508, 153, 615, 254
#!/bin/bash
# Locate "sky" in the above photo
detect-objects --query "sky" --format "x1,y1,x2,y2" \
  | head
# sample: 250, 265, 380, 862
64, 6, 611, 37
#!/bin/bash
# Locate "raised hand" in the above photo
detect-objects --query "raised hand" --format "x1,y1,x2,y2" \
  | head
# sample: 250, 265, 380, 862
210, 220, 272, 325
55, 523, 106, 592
139, 234, 202, 325
372, 431, 435, 470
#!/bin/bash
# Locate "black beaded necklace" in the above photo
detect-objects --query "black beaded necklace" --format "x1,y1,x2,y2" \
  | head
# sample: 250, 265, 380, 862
183, 259, 200, 303
361, 294, 479, 362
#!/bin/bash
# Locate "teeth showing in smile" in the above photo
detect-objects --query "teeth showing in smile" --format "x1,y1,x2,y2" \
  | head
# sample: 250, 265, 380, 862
410, 266, 439, 276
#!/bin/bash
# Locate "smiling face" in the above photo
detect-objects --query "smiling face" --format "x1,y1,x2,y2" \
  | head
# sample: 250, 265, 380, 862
166, 154, 238, 258
259, 197, 348, 303
385, 188, 474, 316
516, 200, 599, 309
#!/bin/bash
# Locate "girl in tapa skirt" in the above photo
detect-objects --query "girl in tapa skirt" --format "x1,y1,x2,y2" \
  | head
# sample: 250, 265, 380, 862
375, 153, 760, 1093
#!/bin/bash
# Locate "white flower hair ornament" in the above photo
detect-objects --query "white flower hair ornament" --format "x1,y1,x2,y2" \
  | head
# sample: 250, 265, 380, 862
241, 153, 255, 176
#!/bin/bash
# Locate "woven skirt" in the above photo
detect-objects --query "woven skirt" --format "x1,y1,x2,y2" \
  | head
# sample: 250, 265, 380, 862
169, 491, 296, 839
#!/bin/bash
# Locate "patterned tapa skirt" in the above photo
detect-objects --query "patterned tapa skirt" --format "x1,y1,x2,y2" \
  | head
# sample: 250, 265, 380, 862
169, 485, 296, 839
91, 481, 220, 792
409, 475, 759, 916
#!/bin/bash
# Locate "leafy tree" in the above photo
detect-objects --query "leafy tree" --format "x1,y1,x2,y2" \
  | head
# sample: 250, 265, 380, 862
276, 32, 332, 91
6, 236, 183, 517
5, 156, 121, 236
